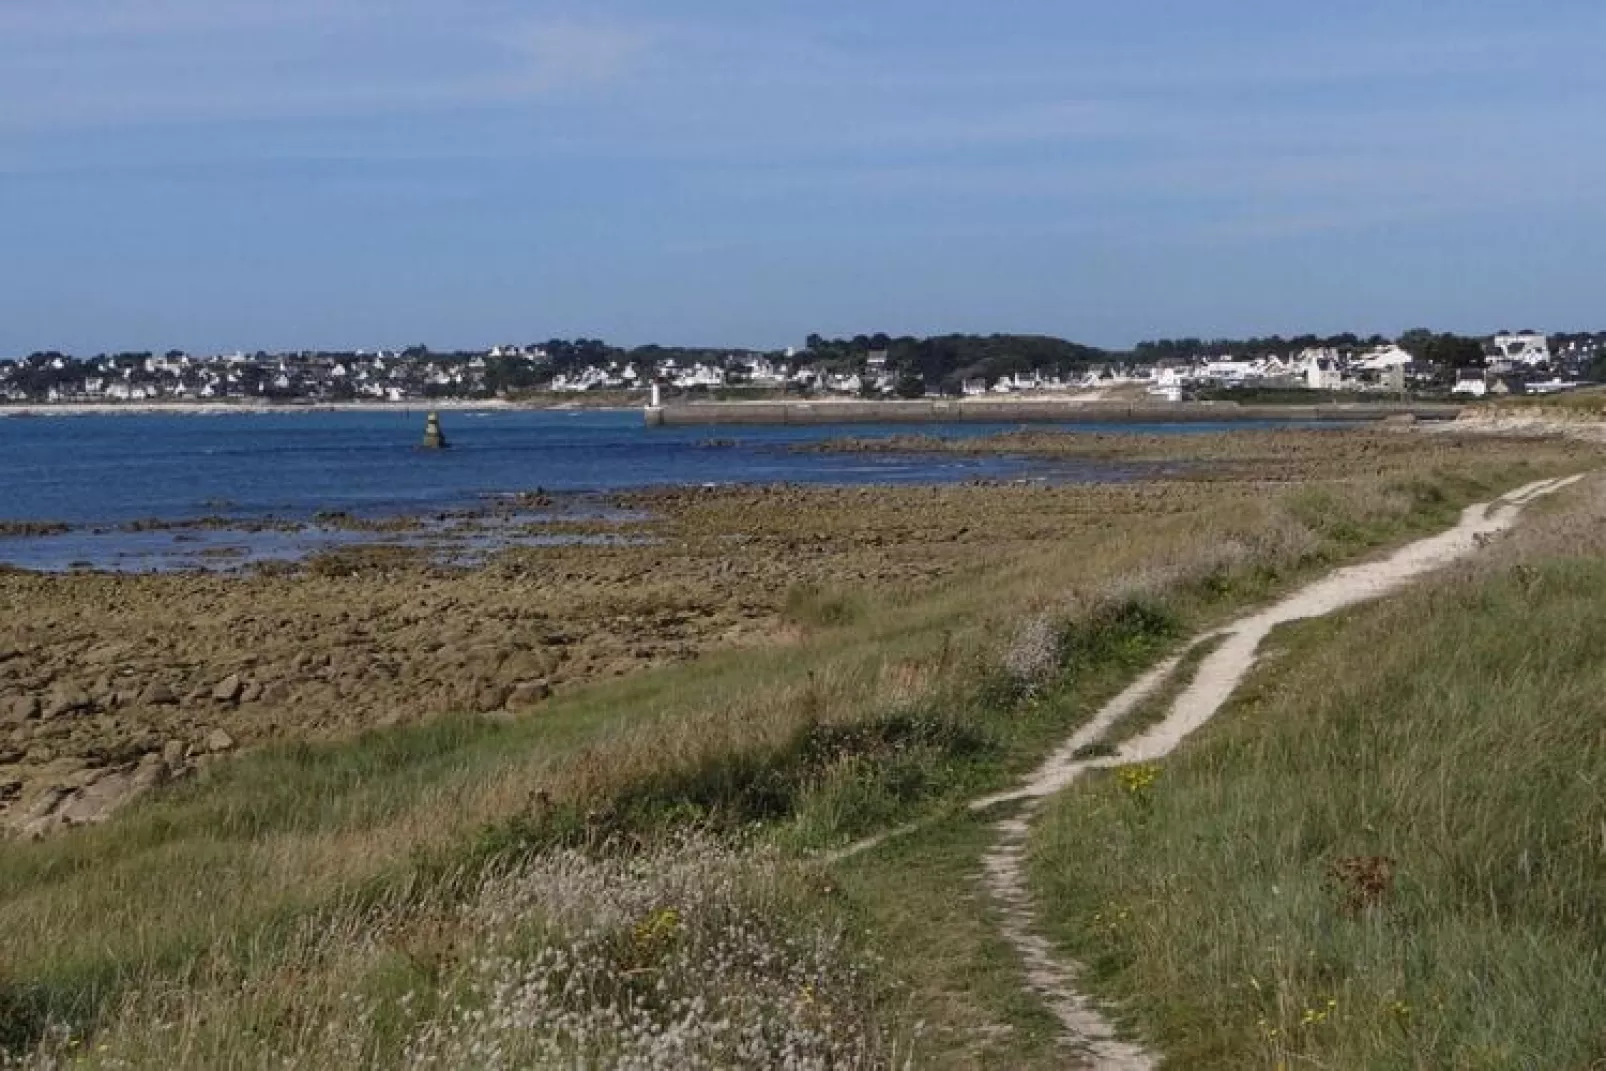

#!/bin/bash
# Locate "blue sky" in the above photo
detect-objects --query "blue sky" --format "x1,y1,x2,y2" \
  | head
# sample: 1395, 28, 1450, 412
2, 1, 1603, 354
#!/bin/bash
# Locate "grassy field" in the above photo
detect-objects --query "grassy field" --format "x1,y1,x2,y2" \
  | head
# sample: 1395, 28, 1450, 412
1483, 386, 1606, 417
1031, 474, 1606, 1068
0, 433, 1592, 1067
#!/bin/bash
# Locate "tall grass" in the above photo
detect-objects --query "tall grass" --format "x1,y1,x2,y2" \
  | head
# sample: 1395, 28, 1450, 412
14, 834, 910, 1069
0, 447, 1586, 1065
1031, 475, 1606, 1068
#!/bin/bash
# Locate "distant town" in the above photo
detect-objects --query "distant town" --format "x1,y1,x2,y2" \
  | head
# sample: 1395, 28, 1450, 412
2, 329, 1603, 406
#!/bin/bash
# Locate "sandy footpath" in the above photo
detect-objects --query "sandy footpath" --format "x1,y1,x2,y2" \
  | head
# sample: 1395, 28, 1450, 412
968, 472, 1588, 1069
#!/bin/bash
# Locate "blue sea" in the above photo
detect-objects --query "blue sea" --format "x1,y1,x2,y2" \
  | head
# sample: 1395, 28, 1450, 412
0, 409, 1271, 571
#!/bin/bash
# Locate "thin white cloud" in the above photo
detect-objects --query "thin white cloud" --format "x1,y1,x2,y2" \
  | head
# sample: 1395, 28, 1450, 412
0, 7, 654, 129
3, 0, 1603, 250
0, 0, 358, 39
501, 18, 653, 91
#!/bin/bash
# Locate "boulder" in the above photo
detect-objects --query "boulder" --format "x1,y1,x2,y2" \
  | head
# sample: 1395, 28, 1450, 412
162, 738, 188, 767
500, 648, 558, 682
17, 786, 68, 829
259, 681, 292, 705
132, 752, 168, 791
212, 675, 244, 704
79, 642, 130, 666
4, 695, 40, 723
507, 680, 552, 709
206, 728, 235, 753
474, 683, 513, 714
43, 687, 92, 719
139, 682, 180, 706
240, 682, 264, 704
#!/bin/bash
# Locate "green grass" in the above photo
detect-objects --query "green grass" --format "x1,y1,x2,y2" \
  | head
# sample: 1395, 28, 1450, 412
1191, 386, 1429, 405
831, 815, 1066, 1069
1484, 385, 1606, 415
782, 581, 868, 629
1075, 634, 1226, 760
1030, 483, 1606, 1068
0, 451, 1590, 1065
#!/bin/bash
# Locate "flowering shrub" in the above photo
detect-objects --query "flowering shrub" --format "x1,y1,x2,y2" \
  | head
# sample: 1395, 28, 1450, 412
400, 834, 911, 1069
10, 835, 911, 1070
1116, 764, 1160, 796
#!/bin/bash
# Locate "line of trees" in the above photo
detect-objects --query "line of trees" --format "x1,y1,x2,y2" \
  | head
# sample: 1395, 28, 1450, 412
1132, 334, 1387, 361
802, 333, 1107, 394
1395, 329, 1486, 369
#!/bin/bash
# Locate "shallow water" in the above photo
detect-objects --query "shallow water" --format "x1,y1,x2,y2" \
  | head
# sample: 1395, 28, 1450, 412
0, 409, 1291, 571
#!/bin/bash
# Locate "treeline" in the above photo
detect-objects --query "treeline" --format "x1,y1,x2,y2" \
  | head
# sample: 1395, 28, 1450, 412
1395, 329, 1485, 369
15, 327, 1605, 398
802, 333, 1108, 393
1132, 329, 1488, 367
1133, 334, 1385, 361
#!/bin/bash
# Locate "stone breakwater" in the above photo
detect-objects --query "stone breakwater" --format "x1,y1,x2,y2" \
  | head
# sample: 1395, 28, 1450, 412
645, 398, 1464, 426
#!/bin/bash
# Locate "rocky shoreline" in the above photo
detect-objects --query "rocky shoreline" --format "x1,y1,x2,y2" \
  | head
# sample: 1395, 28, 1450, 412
0, 481, 1028, 836
0, 397, 646, 418
2, 428, 1593, 839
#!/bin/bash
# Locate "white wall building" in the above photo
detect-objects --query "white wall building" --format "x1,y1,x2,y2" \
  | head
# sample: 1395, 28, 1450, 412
1353, 345, 1414, 373
1451, 369, 1489, 397
1297, 348, 1343, 390
1490, 332, 1551, 368
1201, 357, 1261, 382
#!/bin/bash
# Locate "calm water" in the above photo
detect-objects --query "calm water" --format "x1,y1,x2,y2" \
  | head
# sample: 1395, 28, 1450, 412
0, 409, 1276, 570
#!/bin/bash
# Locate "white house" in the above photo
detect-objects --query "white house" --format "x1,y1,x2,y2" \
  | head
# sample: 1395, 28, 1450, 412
1152, 364, 1190, 389
1297, 349, 1343, 391
1201, 357, 1261, 383
1353, 345, 1414, 373
747, 358, 788, 386
1489, 331, 1550, 368
1451, 369, 1488, 397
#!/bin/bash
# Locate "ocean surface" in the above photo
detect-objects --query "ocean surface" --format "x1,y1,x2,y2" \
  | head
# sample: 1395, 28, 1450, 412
0, 409, 1282, 570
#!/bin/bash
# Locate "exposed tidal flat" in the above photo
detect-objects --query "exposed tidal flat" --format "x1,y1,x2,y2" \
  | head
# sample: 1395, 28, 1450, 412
0, 409, 1304, 571
0, 408, 1213, 531
0, 422, 1599, 1067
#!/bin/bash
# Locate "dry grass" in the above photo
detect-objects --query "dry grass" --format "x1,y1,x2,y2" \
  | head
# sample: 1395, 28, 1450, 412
15, 835, 907, 1070
1031, 473, 1606, 1068
1484, 386, 1606, 417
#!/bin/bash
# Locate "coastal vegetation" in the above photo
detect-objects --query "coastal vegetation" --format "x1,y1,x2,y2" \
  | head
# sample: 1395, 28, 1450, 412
0, 429, 1596, 1066
7, 328, 1602, 405
1030, 473, 1606, 1068
1487, 384, 1606, 417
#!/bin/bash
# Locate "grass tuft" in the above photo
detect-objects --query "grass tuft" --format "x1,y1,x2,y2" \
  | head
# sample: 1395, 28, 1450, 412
783, 583, 866, 629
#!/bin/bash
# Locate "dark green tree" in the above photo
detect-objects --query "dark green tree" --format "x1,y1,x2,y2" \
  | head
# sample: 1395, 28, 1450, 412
893, 372, 926, 398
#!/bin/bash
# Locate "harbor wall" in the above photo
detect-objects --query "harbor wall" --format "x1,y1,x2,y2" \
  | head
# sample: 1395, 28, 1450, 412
643, 399, 1462, 427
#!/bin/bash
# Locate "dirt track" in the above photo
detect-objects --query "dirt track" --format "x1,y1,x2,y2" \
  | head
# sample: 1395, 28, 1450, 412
971, 472, 1589, 1069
